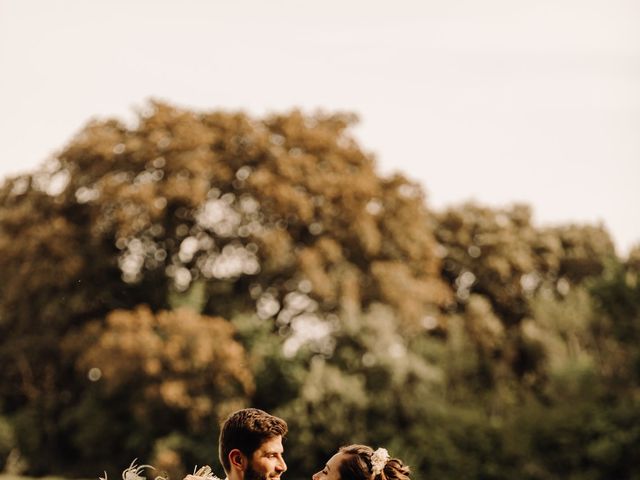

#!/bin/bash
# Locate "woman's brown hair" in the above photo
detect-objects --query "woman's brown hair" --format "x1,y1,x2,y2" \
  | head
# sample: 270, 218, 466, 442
337, 445, 411, 480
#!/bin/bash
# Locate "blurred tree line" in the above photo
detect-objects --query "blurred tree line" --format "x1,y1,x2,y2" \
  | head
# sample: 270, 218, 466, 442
0, 103, 638, 480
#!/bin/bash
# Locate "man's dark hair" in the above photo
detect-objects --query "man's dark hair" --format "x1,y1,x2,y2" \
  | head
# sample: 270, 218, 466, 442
219, 408, 288, 473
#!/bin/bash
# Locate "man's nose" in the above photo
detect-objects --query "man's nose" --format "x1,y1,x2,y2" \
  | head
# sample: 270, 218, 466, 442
277, 456, 287, 472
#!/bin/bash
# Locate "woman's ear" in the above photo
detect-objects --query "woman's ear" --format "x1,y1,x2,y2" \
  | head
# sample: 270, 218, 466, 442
229, 449, 247, 471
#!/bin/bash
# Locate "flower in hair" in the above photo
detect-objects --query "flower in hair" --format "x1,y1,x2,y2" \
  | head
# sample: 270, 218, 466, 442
370, 448, 390, 476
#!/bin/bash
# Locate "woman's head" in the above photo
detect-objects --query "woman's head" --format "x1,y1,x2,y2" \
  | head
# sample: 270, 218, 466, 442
312, 445, 410, 480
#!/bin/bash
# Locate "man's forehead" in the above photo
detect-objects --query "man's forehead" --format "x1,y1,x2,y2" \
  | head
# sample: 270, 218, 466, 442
256, 435, 284, 453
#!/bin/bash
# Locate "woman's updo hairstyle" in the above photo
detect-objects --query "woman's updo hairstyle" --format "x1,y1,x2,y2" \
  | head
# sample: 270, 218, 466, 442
337, 445, 411, 480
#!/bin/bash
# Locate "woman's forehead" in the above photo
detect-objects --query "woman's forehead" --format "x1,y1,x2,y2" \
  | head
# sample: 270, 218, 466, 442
327, 452, 346, 468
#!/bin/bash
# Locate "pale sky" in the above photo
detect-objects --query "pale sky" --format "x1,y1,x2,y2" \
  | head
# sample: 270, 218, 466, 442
1, 0, 639, 254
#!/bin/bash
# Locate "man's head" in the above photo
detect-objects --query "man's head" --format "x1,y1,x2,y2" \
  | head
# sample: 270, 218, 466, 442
219, 408, 288, 480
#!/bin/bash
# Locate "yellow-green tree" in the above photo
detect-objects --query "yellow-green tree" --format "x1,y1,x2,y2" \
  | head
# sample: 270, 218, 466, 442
0, 103, 449, 475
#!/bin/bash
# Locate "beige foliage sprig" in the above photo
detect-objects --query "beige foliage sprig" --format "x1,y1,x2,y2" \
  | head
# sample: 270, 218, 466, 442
184, 465, 222, 480
99, 461, 221, 480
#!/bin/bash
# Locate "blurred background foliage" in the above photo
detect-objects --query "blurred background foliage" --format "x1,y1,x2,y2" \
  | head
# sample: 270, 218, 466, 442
0, 103, 638, 480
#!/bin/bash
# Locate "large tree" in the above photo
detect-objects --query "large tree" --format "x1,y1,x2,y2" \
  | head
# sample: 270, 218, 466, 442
0, 102, 449, 475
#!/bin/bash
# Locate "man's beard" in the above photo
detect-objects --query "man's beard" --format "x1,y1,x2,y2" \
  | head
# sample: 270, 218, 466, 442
245, 464, 268, 480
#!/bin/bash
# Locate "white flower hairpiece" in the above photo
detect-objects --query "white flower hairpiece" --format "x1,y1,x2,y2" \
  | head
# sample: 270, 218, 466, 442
370, 448, 390, 476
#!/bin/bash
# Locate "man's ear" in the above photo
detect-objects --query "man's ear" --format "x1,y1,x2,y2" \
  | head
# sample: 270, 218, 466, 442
229, 449, 247, 471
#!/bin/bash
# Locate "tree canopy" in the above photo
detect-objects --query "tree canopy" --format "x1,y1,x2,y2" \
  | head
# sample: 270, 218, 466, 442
0, 103, 638, 480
